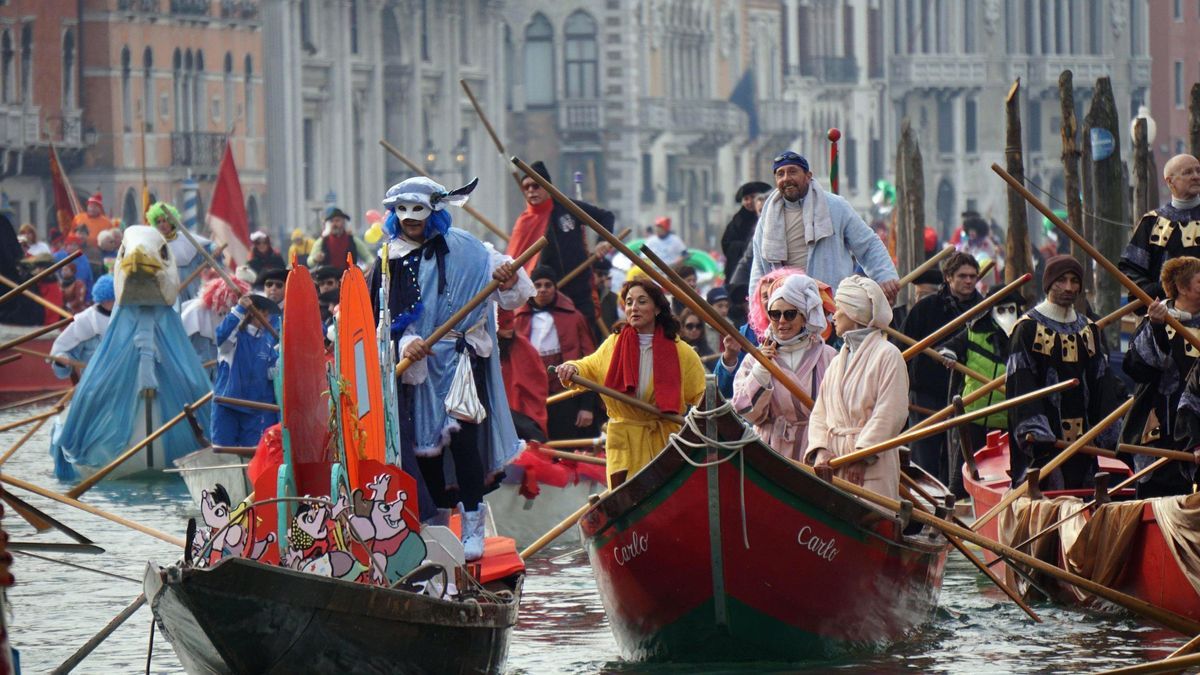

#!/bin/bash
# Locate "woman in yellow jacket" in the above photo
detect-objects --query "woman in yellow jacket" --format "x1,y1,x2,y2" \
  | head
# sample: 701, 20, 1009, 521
557, 279, 706, 488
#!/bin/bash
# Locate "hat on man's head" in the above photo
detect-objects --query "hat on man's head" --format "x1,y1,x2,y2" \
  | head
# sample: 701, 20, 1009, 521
1042, 254, 1084, 293
526, 161, 552, 185
248, 294, 282, 317
734, 181, 772, 203
593, 257, 613, 273
325, 207, 351, 222
986, 282, 1027, 310
312, 265, 340, 283
654, 216, 671, 232
256, 267, 288, 288
772, 151, 810, 174
250, 231, 269, 243
87, 193, 104, 209
706, 286, 729, 304
530, 265, 557, 284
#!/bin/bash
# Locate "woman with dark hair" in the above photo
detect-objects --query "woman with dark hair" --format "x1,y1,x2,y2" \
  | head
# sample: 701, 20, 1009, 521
557, 279, 706, 487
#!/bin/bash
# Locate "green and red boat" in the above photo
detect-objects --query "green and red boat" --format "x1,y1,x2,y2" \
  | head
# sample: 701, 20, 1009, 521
579, 391, 951, 663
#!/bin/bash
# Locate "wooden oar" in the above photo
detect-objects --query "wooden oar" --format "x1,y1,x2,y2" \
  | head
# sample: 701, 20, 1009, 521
174, 224, 279, 340
459, 79, 524, 190
520, 491, 609, 560
999, 456, 1172, 556
0, 317, 74, 353
555, 368, 685, 425
1165, 631, 1200, 664
1118, 442, 1199, 464
0, 406, 65, 434
0, 473, 184, 547
994, 163, 1200, 354
66, 391, 214, 499
544, 438, 603, 449
0, 389, 68, 412
546, 388, 584, 406
10, 346, 85, 370
2, 485, 93, 542
883, 325, 999, 389
1098, 299, 1145, 328
557, 227, 633, 288
0, 273, 73, 320
178, 241, 227, 291
901, 274, 1032, 360
0, 389, 73, 467
797, 462, 1200, 635
531, 446, 606, 466
213, 395, 279, 413
0, 249, 82, 308
896, 245, 955, 288
829, 378, 1078, 469
379, 139, 511, 242
640, 238, 817, 410
51, 593, 147, 674
899, 480, 1041, 623
1097, 651, 1200, 675
972, 397, 1135, 532
976, 258, 995, 279
1, 485, 53, 533
395, 237, 547, 375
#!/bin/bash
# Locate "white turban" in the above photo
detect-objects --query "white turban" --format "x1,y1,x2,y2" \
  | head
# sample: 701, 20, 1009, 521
834, 275, 892, 329
768, 274, 826, 336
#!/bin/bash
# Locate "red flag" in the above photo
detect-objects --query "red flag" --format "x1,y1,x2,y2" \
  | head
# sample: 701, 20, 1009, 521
48, 143, 80, 237
206, 141, 251, 266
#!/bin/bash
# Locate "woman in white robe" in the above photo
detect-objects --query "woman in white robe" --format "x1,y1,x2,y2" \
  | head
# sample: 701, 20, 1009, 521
804, 275, 909, 500
731, 274, 836, 461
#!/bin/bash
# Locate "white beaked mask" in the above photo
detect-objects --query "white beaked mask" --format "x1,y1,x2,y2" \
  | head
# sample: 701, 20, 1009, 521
992, 303, 1020, 336
393, 201, 431, 222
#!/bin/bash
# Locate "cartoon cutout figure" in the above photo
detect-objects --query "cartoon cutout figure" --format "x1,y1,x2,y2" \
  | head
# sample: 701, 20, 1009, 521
346, 473, 427, 586
194, 484, 275, 566
283, 496, 366, 581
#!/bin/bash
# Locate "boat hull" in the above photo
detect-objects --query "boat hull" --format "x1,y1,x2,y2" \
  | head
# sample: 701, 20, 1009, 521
145, 557, 521, 675
172, 447, 250, 506
580, 410, 949, 663
0, 330, 69, 396
486, 480, 599, 548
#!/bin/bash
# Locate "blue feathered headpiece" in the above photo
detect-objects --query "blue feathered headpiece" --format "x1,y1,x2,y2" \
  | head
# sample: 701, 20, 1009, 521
91, 274, 115, 304
382, 176, 478, 241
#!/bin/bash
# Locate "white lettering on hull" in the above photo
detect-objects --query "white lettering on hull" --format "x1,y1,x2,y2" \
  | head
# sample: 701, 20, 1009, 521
613, 531, 649, 566
797, 525, 838, 562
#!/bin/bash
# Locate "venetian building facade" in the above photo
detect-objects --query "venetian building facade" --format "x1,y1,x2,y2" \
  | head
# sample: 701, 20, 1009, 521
263, 0, 511, 244
886, 0, 1152, 236
16, 0, 269, 234
1145, 0, 1200, 161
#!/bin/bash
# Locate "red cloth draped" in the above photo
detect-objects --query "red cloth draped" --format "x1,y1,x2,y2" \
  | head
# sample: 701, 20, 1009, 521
507, 199, 552, 272
604, 324, 683, 414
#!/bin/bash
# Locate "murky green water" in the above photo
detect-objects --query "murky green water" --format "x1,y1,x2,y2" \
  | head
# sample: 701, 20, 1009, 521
1, 400, 1191, 674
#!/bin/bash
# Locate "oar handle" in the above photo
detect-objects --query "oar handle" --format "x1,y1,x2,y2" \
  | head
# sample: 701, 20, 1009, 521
394, 237, 547, 376
901, 273, 1032, 360
896, 245, 955, 288
1096, 299, 1143, 329
555, 367, 685, 425
520, 491, 608, 560
883, 326, 997, 388
174, 224, 278, 340
530, 445, 607, 466
214, 395, 279, 412
0, 317, 74, 353
0, 273, 73, 320
557, 227, 632, 289
910, 373, 1007, 432
1117, 442, 1198, 464
0, 250, 82, 308
829, 378, 1078, 469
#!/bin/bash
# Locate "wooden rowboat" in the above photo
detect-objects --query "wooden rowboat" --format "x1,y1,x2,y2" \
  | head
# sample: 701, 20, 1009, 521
0, 324, 69, 396
964, 431, 1200, 622
579, 390, 951, 663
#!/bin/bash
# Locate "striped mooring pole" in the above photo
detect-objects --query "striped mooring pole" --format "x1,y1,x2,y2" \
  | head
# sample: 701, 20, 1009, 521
181, 175, 199, 232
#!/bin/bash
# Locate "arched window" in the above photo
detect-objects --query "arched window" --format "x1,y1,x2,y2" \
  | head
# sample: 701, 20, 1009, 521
502, 23, 514, 109
1, 31, 13, 103
246, 195, 259, 231
564, 12, 598, 98
121, 47, 132, 132
223, 52, 234, 131
524, 14, 554, 107
122, 187, 139, 228
172, 49, 183, 132
183, 50, 193, 132
382, 10, 401, 63
62, 30, 76, 107
194, 50, 205, 131
244, 55, 254, 135
142, 47, 153, 131
19, 23, 31, 103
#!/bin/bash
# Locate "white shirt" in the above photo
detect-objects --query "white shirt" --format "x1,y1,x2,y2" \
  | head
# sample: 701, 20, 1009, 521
529, 311, 561, 356
643, 233, 689, 266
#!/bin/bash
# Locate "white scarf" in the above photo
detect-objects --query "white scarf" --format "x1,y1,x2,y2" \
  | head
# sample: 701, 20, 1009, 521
1034, 299, 1077, 324
758, 179, 834, 265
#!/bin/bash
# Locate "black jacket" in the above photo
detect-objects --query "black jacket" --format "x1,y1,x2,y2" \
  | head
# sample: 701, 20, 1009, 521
538, 199, 614, 337
720, 207, 758, 283
901, 284, 983, 399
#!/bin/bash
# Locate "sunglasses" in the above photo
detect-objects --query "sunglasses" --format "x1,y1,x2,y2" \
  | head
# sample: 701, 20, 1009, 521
684, 322, 702, 330
264, 281, 284, 289
767, 309, 800, 321
773, 152, 802, 163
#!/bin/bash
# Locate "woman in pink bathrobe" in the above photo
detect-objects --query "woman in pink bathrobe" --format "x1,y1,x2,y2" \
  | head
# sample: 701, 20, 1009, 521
731, 274, 836, 461
805, 275, 910, 500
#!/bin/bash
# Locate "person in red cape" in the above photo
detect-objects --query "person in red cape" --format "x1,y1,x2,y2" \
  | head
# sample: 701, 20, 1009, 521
496, 308, 549, 441
557, 279, 706, 487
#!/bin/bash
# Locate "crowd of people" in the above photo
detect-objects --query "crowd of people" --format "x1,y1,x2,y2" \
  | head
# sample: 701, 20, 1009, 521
8, 146, 1200, 563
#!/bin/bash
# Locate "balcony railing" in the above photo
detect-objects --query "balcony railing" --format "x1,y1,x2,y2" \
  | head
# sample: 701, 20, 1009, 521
890, 55, 987, 87
117, 0, 161, 11
558, 100, 604, 133
171, 0, 211, 16
171, 131, 226, 172
799, 56, 860, 83
61, 109, 81, 146
220, 0, 259, 20
639, 99, 746, 135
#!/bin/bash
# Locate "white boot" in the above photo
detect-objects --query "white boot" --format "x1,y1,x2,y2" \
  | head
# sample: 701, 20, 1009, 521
460, 505, 486, 562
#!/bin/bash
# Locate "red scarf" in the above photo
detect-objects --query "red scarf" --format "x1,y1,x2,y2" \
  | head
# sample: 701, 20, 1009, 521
508, 199, 553, 273
604, 324, 683, 414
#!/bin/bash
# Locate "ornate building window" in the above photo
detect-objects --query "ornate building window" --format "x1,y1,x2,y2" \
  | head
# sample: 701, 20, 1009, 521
2, 31, 14, 104
524, 13, 554, 107
19, 23, 31, 104
244, 55, 254, 135
63, 30, 77, 108
224, 52, 234, 130
564, 11, 597, 99
122, 47, 133, 132
142, 47, 153, 131
173, 49, 183, 131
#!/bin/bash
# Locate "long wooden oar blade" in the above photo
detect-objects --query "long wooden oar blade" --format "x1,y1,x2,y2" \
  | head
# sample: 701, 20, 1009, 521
1, 486, 93, 543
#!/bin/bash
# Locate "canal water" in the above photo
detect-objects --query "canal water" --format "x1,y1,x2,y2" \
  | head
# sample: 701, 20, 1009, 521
1, 400, 1191, 674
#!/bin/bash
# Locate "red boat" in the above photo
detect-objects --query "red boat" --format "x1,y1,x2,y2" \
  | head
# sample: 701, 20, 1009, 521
964, 431, 1200, 622
0, 324, 69, 396
579, 394, 951, 663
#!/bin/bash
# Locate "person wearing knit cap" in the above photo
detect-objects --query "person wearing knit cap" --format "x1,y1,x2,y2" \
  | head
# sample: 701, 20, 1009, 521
509, 160, 615, 344
732, 274, 836, 461
73, 192, 115, 249
1120, 153, 1200, 300
901, 251, 983, 487
1126, 256, 1200, 497
49, 273, 116, 381
149, 201, 212, 304
1006, 253, 1122, 490
513, 263, 598, 441
804, 275, 908, 500
721, 180, 772, 321
748, 150, 899, 307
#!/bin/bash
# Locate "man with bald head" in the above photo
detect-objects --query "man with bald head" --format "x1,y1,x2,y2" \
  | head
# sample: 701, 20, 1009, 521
1120, 154, 1200, 298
